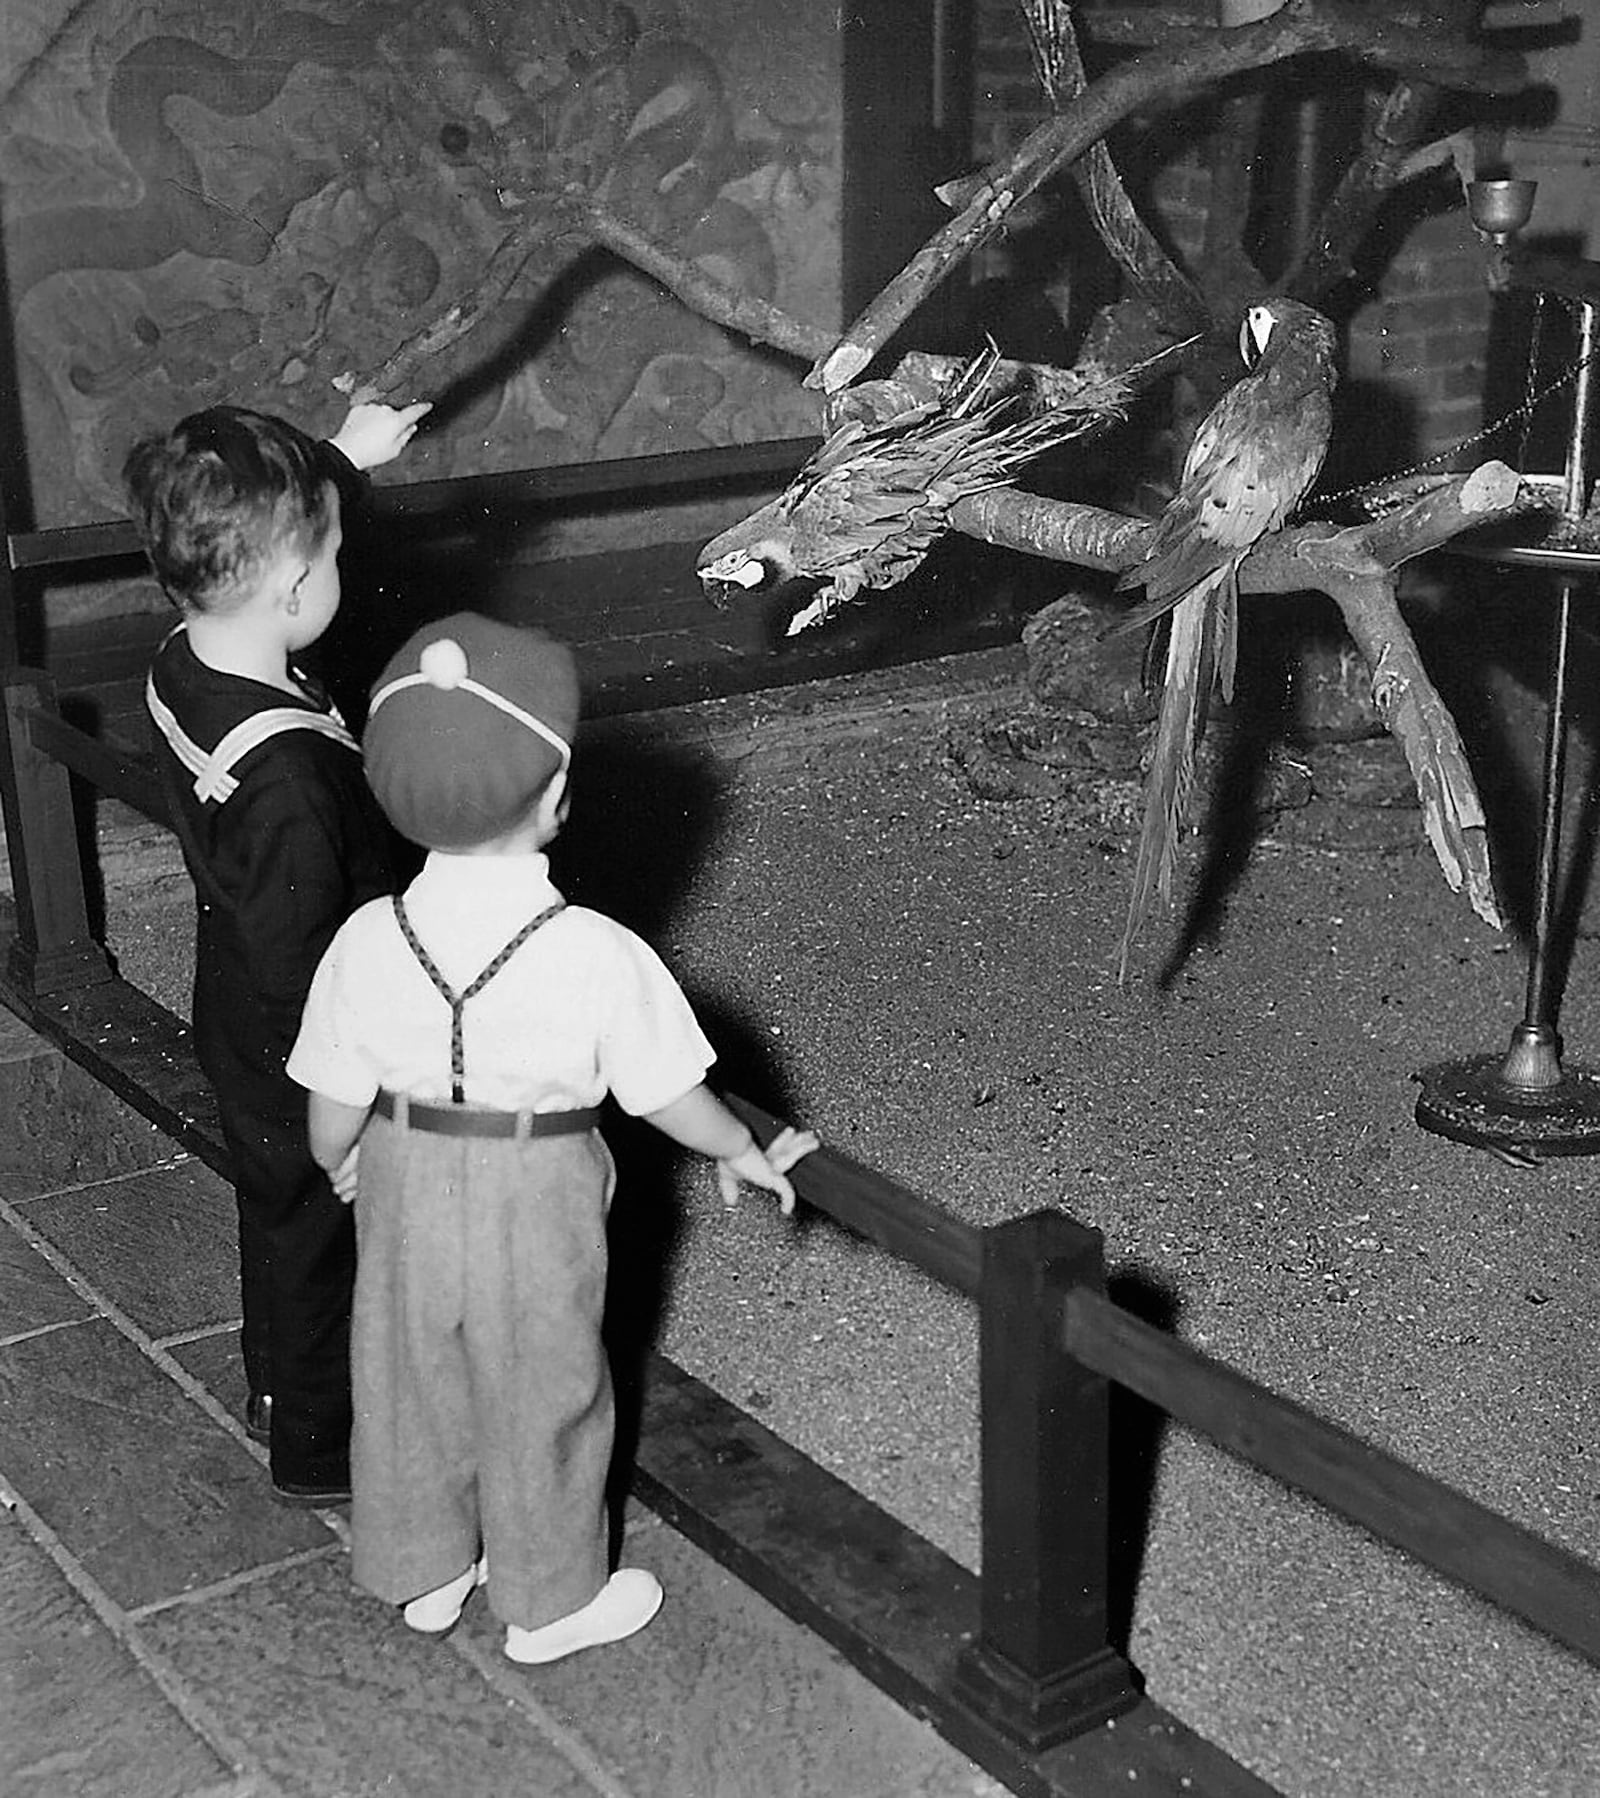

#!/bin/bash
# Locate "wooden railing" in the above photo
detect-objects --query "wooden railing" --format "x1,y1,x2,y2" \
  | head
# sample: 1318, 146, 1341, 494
0, 441, 812, 990
5, 660, 1600, 1795
2, 438, 817, 579
3, 449, 1598, 1796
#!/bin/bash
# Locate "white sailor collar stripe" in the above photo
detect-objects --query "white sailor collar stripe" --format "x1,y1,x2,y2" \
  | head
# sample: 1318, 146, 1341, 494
145, 666, 357, 805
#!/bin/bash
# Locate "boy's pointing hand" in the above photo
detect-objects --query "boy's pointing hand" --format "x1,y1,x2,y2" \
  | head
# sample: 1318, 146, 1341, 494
330, 400, 433, 471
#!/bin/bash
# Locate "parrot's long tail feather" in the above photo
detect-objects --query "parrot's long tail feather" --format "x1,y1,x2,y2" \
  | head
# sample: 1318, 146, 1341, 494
1117, 570, 1226, 984
1102, 569, 1193, 635
1214, 568, 1239, 704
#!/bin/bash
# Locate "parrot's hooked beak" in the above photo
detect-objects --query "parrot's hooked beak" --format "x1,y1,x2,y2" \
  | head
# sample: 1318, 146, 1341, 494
1240, 305, 1276, 368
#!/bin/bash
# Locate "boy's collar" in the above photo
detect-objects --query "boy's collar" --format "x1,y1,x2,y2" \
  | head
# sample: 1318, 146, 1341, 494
419, 848, 555, 881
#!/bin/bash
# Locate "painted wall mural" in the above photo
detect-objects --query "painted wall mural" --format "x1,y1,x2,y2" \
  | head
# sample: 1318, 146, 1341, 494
0, 0, 841, 527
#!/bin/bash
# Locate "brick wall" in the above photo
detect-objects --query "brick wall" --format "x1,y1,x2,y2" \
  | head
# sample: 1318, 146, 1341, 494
969, 3, 1504, 496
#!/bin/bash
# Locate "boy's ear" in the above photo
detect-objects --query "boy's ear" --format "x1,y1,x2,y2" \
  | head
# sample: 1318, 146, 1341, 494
532, 768, 571, 839
543, 767, 570, 824
263, 548, 308, 615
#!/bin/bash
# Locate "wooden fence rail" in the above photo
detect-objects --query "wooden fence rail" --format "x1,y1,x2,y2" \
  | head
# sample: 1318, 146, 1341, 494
20, 699, 168, 822
3, 562, 1599, 1793
1064, 1286, 1600, 1665
4, 438, 816, 576
733, 1085, 1600, 1685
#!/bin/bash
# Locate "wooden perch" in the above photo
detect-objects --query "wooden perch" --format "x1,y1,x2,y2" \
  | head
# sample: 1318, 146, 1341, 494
952, 461, 1523, 928
341, 207, 555, 402
343, 191, 835, 404
950, 456, 1522, 578
566, 196, 837, 364
807, 0, 1526, 394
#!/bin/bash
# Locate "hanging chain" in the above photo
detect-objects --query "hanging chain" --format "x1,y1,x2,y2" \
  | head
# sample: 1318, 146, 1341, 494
1314, 291, 1598, 512
1514, 290, 1548, 476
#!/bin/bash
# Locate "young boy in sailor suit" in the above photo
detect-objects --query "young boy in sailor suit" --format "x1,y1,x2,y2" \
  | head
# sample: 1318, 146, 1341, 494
285, 613, 817, 1663
123, 398, 430, 1505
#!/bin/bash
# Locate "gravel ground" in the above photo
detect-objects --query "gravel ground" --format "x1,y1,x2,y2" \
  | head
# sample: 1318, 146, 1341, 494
87, 658, 1600, 1798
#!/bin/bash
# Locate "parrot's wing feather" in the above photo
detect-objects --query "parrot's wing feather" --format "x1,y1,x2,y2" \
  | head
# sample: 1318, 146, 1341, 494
1112, 334, 1330, 624
1108, 429, 1283, 633
1117, 571, 1226, 983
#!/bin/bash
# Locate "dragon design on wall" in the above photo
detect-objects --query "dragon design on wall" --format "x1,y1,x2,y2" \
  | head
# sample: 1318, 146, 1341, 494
0, 0, 836, 522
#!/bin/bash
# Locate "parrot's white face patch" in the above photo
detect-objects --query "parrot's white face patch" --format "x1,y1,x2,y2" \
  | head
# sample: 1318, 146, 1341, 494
1240, 305, 1276, 368
699, 552, 767, 590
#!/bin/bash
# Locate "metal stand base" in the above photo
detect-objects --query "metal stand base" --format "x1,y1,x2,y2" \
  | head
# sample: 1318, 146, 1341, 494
1414, 1052, 1600, 1160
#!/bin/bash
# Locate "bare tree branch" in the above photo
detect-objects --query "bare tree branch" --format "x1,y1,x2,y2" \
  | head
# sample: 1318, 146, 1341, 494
950, 460, 1521, 922
806, 0, 1525, 394
562, 194, 838, 363
1282, 81, 1453, 300
345, 189, 837, 404
1020, 0, 1210, 333
344, 207, 556, 402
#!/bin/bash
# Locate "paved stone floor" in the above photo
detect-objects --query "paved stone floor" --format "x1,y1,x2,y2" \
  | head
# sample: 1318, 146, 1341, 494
15, 526, 1598, 1797
0, 1009, 1008, 1798
4, 542, 1044, 1798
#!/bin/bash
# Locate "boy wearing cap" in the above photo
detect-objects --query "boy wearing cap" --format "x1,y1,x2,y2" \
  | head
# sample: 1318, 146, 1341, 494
124, 398, 430, 1506
286, 613, 816, 1663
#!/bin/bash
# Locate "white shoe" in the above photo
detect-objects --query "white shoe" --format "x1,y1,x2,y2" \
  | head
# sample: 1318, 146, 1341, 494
402, 1557, 487, 1633
503, 1568, 663, 1665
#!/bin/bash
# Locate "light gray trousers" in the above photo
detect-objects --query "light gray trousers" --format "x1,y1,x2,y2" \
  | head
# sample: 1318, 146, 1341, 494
349, 1113, 616, 1630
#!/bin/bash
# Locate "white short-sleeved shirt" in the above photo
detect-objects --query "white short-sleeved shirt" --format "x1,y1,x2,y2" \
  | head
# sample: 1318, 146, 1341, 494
286, 851, 715, 1117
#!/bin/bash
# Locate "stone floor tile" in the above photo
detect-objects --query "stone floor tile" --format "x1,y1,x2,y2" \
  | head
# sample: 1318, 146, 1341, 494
0, 1217, 94, 1341
0, 1319, 328, 1610
0, 1022, 174, 1199
462, 1514, 1005, 1798
136, 1556, 600, 1798
21, 1162, 240, 1338
167, 1329, 248, 1425
0, 1505, 235, 1798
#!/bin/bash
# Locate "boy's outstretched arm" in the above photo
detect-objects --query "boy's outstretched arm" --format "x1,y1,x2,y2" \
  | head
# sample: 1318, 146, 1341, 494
328, 400, 432, 472
307, 1091, 372, 1203
645, 1083, 819, 1216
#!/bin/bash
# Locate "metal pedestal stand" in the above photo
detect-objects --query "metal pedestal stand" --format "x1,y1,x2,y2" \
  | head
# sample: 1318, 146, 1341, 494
1414, 297, 1600, 1162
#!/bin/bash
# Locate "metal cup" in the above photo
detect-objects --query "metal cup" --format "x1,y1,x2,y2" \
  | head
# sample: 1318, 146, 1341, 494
1466, 179, 1538, 244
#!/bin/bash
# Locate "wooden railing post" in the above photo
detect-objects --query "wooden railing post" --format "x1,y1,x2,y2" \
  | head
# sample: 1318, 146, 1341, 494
953, 1208, 1140, 1748
0, 669, 114, 997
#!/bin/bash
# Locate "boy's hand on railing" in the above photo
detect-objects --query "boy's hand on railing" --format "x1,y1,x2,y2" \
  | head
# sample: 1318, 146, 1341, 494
717, 1125, 820, 1217
329, 400, 432, 471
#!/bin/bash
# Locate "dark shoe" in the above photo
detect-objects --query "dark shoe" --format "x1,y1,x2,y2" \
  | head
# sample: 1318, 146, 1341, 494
244, 1392, 272, 1444
272, 1477, 351, 1509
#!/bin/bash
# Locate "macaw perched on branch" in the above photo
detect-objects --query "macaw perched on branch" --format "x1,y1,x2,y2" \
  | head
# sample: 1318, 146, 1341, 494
1106, 296, 1338, 982
697, 345, 1129, 634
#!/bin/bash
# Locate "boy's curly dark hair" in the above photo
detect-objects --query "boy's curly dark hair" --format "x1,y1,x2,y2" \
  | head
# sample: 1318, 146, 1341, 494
122, 406, 338, 612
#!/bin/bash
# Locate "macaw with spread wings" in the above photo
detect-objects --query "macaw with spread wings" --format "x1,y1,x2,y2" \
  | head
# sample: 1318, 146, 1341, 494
1107, 296, 1338, 982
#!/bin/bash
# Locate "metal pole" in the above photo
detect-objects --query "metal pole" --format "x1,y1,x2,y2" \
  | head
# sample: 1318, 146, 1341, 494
1500, 298, 1598, 1090
1522, 578, 1572, 1036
